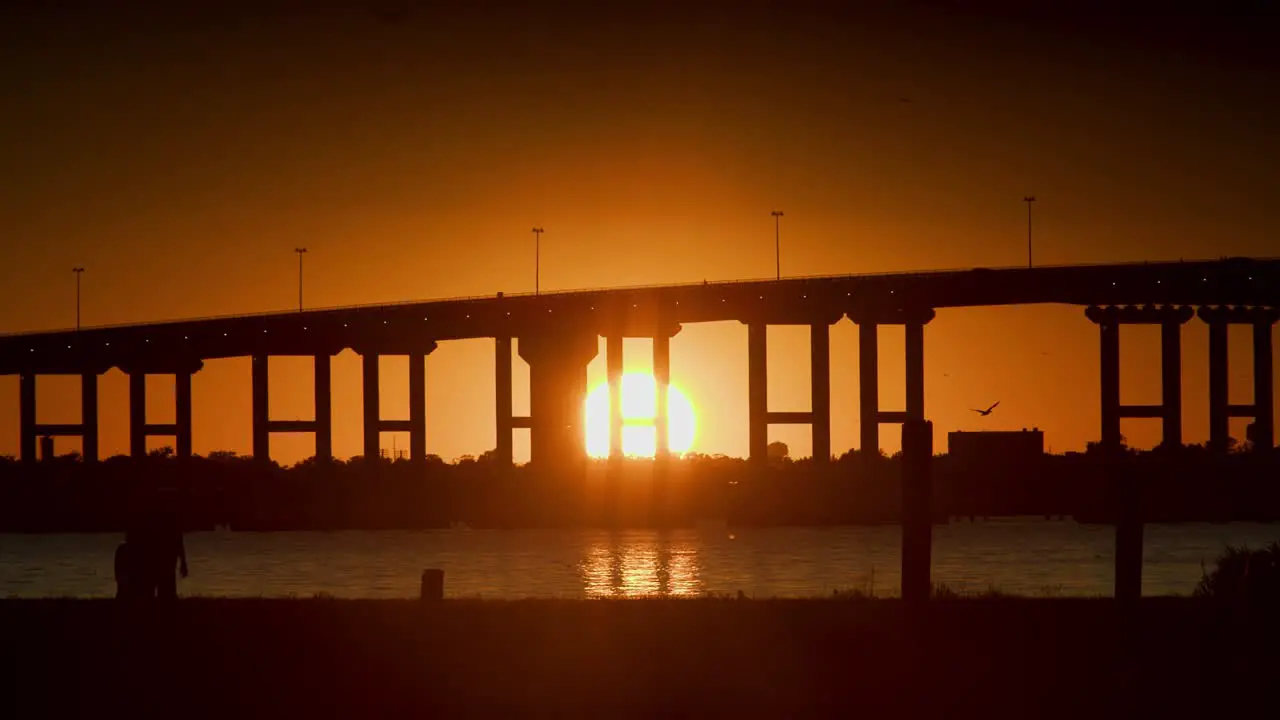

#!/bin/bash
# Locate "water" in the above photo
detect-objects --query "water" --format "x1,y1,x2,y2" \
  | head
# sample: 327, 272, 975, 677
2, 520, 1277, 599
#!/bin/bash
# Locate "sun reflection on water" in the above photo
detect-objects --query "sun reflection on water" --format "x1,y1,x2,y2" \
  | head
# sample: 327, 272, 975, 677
581, 533, 702, 597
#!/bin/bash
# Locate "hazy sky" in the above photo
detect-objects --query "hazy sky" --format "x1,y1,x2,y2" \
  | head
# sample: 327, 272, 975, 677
1, 3, 1277, 463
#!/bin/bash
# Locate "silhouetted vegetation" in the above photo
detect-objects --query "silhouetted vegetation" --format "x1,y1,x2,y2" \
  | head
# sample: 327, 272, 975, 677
1194, 542, 1280, 605
1, 444, 1279, 531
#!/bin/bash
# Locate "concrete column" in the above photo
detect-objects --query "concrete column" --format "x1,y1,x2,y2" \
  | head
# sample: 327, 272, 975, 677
314, 354, 333, 462
901, 419, 934, 604
494, 337, 513, 466
1254, 321, 1274, 450
1100, 322, 1121, 450
80, 373, 98, 463
19, 374, 36, 463
409, 351, 427, 462
518, 330, 597, 472
129, 372, 147, 459
175, 371, 193, 460
1160, 322, 1183, 448
251, 355, 270, 463
607, 335, 623, 460
905, 322, 925, 421
747, 322, 768, 464
810, 323, 831, 463
1208, 320, 1229, 451
859, 322, 879, 460
362, 353, 381, 461
654, 334, 671, 459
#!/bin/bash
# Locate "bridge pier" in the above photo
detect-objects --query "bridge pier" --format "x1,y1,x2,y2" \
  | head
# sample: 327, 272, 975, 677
654, 333, 671, 459
495, 336, 514, 466
359, 345, 436, 462
607, 335, 623, 461
1197, 306, 1278, 451
17, 372, 103, 463
1086, 305, 1194, 605
849, 307, 935, 464
251, 353, 336, 464
1086, 306, 1194, 451
747, 322, 767, 464
124, 362, 202, 460
518, 330, 598, 476
743, 316, 839, 465
18, 374, 35, 463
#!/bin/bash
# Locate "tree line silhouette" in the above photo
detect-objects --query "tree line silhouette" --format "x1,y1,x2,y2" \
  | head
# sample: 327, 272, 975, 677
1, 439, 1278, 531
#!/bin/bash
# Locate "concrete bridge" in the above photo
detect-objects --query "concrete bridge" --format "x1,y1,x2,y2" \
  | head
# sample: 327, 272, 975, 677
2, 257, 1277, 468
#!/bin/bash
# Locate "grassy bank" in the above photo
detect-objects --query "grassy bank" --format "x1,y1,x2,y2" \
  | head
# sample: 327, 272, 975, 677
2, 597, 1275, 717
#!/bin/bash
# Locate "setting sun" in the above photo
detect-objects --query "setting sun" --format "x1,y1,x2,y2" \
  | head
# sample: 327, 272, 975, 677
585, 373, 696, 458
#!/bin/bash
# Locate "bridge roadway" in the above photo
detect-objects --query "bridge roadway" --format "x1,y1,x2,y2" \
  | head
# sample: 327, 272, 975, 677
1, 258, 1277, 467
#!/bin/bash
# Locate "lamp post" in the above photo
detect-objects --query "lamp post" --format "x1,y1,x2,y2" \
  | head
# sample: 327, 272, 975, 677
1023, 196, 1036, 268
771, 210, 784, 280
532, 227, 544, 295
72, 267, 84, 330
294, 248, 307, 311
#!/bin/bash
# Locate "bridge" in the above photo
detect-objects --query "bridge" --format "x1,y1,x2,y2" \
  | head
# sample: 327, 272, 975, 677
2, 258, 1277, 469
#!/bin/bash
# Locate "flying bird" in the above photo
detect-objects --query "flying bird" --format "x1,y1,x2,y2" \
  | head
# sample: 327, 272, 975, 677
971, 401, 1000, 417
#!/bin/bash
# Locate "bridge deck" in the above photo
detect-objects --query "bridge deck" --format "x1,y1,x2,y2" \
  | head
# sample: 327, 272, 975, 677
2, 258, 1276, 374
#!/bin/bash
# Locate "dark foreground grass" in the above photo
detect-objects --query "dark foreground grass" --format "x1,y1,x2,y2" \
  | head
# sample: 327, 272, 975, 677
2, 597, 1276, 718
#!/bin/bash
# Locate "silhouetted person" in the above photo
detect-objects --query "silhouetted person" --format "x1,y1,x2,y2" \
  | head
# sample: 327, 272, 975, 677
116, 494, 189, 601
144, 496, 188, 600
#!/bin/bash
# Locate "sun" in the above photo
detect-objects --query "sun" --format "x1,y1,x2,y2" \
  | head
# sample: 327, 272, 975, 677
585, 373, 696, 458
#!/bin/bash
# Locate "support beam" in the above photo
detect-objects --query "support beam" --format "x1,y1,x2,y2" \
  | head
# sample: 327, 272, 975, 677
175, 371, 192, 460
31, 424, 86, 437
1208, 320, 1229, 451
859, 322, 879, 459
494, 337, 513, 466
767, 412, 813, 425
409, 351, 427, 462
129, 372, 147, 459
747, 322, 768, 464
80, 373, 98, 463
251, 355, 269, 463
19, 374, 35, 463
1118, 405, 1165, 419
654, 334, 670, 459
268, 420, 320, 434
901, 419, 934, 604
1160, 322, 1182, 448
362, 353, 381, 461
607, 335, 623, 460
810, 323, 831, 463
1099, 322, 1121, 450
905, 322, 925, 421
314, 354, 333, 462
1254, 321, 1274, 450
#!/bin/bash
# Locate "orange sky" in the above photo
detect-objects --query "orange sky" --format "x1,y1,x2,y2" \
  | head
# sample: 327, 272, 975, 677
1, 4, 1277, 463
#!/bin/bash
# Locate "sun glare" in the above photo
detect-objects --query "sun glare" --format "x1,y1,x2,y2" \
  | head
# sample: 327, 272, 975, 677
585, 373, 696, 458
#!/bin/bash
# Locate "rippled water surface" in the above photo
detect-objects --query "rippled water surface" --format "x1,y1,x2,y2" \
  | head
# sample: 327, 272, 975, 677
2, 520, 1277, 599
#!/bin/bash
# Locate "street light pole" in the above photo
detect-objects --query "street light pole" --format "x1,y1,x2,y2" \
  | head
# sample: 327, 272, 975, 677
531, 227, 544, 295
771, 210, 784, 280
1023, 196, 1036, 269
294, 248, 308, 311
72, 267, 84, 330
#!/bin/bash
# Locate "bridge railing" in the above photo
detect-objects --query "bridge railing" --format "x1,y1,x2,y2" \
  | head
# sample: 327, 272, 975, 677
1, 256, 1272, 338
